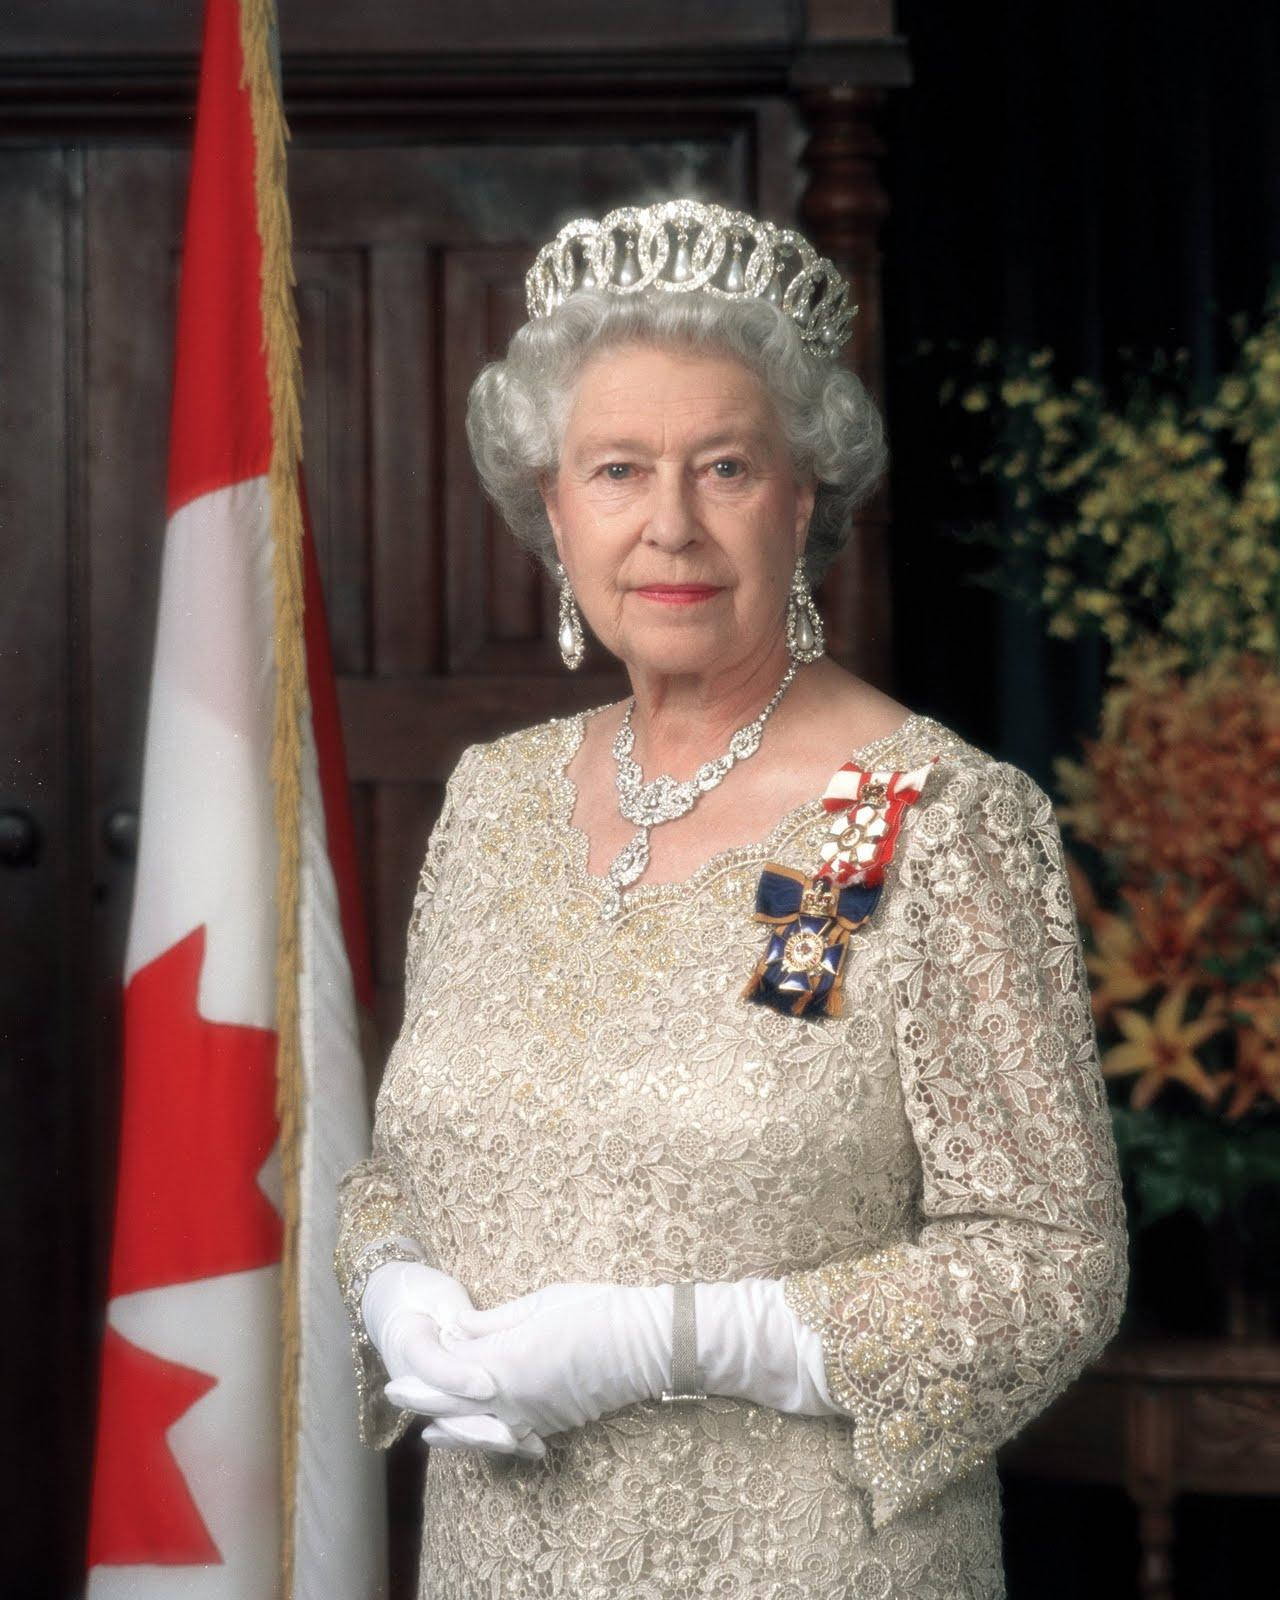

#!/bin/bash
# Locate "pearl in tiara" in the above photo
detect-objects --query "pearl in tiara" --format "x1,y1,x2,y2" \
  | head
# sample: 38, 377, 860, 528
523, 199, 856, 359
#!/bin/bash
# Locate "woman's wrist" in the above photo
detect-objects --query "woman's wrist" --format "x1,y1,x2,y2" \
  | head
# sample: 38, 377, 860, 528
692, 1278, 839, 1416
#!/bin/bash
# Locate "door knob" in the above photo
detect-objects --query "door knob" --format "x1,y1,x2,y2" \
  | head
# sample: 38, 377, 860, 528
103, 807, 139, 863
0, 807, 41, 867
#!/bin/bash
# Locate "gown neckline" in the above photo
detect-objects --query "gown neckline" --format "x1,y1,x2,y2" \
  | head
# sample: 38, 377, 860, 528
551, 706, 931, 912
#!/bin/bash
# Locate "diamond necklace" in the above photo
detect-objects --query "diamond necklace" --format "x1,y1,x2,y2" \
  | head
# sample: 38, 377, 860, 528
598, 657, 800, 919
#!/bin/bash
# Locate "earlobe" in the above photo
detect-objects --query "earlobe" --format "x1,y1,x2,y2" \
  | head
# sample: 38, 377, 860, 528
539, 472, 565, 562
794, 481, 817, 558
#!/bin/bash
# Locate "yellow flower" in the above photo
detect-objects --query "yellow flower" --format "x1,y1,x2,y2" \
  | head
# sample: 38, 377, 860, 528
960, 387, 989, 412
1001, 376, 1042, 407
1247, 615, 1278, 653
1101, 612, 1129, 644
1077, 589, 1119, 616
1102, 982, 1227, 1110
1033, 397, 1071, 427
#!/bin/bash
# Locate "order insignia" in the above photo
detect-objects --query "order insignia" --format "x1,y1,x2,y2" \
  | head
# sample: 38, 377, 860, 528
782, 928, 827, 975
743, 758, 937, 1018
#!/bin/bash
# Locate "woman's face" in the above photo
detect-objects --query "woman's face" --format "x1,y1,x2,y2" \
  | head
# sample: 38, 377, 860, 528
541, 342, 815, 683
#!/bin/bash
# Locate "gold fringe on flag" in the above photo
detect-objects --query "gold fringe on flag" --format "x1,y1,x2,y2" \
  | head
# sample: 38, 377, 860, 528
237, 1, 307, 1593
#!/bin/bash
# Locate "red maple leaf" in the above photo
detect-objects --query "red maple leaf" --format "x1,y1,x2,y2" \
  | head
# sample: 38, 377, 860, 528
108, 925, 282, 1296
87, 1326, 221, 1566
89, 925, 283, 1567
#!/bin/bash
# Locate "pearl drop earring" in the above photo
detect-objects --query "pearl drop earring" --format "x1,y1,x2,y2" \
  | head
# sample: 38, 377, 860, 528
556, 562, 585, 670
785, 555, 825, 664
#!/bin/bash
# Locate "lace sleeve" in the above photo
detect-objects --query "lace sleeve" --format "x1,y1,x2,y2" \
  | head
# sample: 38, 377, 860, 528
332, 743, 481, 1449
780, 758, 1129, 1528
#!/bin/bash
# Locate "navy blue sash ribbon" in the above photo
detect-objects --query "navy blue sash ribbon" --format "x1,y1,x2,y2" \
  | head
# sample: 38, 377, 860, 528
742, 864, 883, 1018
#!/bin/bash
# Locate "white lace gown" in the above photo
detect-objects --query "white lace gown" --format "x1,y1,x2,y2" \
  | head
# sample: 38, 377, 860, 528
333, 708, 1129, 1600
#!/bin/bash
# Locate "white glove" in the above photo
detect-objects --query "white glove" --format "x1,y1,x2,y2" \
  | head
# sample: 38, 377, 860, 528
694, 1277, 838, 1417
360, 1259, 545, 1458
386, 1280, 668, 1440
384, 1277, 840, 1446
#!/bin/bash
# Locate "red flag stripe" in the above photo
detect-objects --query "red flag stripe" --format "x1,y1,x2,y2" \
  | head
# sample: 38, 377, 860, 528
166, 0, 271, 519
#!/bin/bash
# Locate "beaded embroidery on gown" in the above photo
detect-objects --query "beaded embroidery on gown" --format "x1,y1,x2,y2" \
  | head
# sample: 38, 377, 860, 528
333, 708, 1128, 1600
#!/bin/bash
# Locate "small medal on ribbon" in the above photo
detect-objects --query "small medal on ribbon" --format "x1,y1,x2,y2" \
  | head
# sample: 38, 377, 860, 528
743, 759, 935, 1018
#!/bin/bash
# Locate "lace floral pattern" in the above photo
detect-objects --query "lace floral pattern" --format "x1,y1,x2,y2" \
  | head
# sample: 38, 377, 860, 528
332, 711, 1128, 1598
780, 760, 1129, 1529
332, 746, 480, 1450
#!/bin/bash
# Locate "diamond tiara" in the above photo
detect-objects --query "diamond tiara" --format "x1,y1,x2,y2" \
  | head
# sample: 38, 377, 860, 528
523, 199, 856, 358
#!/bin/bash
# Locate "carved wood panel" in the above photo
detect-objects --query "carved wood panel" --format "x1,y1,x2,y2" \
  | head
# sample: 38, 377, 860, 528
282, 140, 754, 1047
1, 145, 83, 1596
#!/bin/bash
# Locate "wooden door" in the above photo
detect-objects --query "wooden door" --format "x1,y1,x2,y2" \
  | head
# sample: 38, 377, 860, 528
2, 124, 762, 1597
0, 11, 908, 1584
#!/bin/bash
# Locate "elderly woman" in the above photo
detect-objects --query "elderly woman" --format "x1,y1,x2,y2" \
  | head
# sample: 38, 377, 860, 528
333, 199, 1128, 1599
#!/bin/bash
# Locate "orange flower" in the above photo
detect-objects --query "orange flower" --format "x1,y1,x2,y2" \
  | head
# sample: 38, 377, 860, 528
1081, 879, 1229, 1024
1225, 1028, 1280, 1119
1102, 980, 1227, 1110
1123, 878, 1231, 981
1061, 651, 1280, 920
1224, 963, 1280, 1119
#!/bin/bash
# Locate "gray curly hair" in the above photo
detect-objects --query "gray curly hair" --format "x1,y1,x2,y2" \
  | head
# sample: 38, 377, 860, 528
464, 288, 886, 583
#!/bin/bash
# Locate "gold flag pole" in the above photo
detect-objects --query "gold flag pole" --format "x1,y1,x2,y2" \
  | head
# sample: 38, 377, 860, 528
236, 0, 307, 1592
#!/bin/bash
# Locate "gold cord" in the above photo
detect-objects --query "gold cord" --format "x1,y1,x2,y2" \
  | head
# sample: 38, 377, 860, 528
236, 1, 306, 1592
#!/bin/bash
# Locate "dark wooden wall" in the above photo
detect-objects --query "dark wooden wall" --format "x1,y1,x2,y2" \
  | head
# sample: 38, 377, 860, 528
0, 5, 906, 1594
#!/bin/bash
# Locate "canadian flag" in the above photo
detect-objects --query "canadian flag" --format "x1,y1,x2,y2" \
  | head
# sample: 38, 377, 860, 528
85, 1, 385, 1596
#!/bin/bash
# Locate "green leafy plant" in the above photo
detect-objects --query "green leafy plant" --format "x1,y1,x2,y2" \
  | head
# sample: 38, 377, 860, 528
935, 289, 1280, 667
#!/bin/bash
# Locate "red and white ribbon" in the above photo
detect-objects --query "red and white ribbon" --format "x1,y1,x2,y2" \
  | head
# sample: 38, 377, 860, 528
816, 760, 936, 886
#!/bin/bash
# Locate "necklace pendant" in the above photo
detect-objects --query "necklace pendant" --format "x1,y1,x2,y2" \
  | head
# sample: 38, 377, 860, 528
599, 828, 649, 920
695, 755, 732, 791
629, 774, 687, 826
610, 828, 651, 889
602, 657, 801, 915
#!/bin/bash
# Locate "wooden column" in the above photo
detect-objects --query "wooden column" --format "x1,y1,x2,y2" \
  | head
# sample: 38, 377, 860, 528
1126, 1382, 1177, 1600
789, 0, 908, 688
795, 78, 895, 687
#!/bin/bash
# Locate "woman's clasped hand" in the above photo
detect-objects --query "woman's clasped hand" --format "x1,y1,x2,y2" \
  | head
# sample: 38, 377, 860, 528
376, 1273, 841, 1457
383, 1280, 673, 1452
360, 1259, 546, 1459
